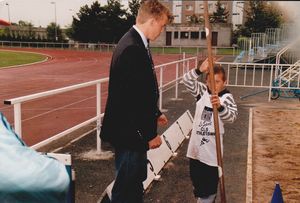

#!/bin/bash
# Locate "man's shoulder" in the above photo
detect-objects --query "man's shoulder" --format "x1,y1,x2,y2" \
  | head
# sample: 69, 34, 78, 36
118, 28, 143, 48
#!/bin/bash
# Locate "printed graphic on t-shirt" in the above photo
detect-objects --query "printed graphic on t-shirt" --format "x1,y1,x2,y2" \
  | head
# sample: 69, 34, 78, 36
197, 106, 215, 146
201, 106, 213, 121
200, 137, 209, 146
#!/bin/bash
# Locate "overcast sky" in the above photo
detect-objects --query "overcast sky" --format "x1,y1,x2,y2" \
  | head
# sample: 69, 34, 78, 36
0, 0, 129, 28
0, 1, 300, 29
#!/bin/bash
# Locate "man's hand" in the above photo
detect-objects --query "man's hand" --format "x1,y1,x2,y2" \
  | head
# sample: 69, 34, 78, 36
148, 135, 162, 149
157, 114, 168, 126
210, 94, 221, 109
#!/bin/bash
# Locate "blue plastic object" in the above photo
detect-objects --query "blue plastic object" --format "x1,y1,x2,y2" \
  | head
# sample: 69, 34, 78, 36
0, 112, 70, 202
271, 183, 284, 203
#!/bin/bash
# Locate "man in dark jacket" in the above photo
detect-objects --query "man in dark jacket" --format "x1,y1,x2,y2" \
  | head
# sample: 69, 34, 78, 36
100, 0, 172, 202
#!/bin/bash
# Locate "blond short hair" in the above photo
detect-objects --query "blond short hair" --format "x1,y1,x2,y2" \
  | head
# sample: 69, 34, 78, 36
136, 0, 173, 24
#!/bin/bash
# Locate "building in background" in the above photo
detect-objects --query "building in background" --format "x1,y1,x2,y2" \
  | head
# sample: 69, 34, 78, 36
231, 1, 251, 30
157, 0, 238, 47
161, 0, 235, 24
152, 23, 232, 47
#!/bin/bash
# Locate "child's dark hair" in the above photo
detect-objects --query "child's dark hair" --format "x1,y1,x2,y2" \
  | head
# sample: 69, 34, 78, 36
206, 65, 226, 81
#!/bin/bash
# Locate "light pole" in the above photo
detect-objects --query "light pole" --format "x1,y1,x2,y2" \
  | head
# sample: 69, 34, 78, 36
5, 2, 10, 22
51, 1, 57, 41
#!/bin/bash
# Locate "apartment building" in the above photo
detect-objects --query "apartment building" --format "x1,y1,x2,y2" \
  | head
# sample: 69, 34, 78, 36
157, 1, 235, 47
161, 0, 234, 24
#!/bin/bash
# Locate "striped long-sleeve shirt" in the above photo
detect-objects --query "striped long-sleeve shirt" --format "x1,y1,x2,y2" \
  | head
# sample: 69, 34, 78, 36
183, 68, 238, 166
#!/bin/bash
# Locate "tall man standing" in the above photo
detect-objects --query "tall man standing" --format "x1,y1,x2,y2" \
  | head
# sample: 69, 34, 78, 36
100, 1, 172, 202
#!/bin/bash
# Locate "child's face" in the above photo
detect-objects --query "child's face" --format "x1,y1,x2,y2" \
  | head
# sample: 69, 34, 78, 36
206, 73, 226, 94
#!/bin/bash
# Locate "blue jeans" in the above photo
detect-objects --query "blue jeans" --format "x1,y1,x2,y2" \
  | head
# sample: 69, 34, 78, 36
111, 149, 147, 203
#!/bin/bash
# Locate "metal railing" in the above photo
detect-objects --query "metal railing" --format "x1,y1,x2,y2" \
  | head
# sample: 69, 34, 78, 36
0, 40, 237, 55
4, 79, 108, 152
4, 55, 197, 153
215, 61, 300, 101
0, 40, 117, 52
275, 36, 300, 73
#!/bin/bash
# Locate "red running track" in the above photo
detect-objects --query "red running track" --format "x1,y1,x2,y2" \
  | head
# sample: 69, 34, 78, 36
0, 47, 192, 146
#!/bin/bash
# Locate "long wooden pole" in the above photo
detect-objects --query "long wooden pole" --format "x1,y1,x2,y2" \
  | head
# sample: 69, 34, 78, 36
203, 1, 226, 202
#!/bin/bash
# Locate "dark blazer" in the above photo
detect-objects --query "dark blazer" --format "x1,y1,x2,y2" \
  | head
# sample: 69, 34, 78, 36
100, 27, 161, 152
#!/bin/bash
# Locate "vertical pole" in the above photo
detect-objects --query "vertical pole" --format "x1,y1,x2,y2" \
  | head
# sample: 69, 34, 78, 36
5, 3, 10, 23
96, 83, 102, 153
14, 103, 22, 137
159, 66, 164, 111
51, 2, 57, 41
54, 3, 57, 41
175, 63, 179, 99
203, 1, 226, 202
268, 65, 274, 102
182, 52, 186, 76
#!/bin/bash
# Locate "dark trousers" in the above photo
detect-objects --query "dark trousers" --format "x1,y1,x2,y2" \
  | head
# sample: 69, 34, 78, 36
189, 158, 219, 198
111, 149, 147, 203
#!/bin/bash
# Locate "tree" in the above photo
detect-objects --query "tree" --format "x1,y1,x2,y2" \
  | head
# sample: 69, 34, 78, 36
15, 21, 36, 41
187, 14, 203, 24
26, 23, 35, 40
70, 0, 128, 43
240, 0, 283, 37
127, 0, 141, 26
64, 26, 74, 40
71, 2, 103, 43
103, 0, 128, 42
210, 0, 229, 23
46, 22, 63, 42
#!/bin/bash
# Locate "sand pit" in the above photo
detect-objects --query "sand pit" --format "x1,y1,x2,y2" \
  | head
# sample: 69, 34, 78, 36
251, 107, 300, 202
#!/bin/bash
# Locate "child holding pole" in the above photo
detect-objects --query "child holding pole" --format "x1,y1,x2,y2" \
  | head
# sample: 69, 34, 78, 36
183, 59, 238, 203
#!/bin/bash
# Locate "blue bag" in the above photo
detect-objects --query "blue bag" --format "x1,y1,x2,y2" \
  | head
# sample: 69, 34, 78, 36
0, 113, 70, 202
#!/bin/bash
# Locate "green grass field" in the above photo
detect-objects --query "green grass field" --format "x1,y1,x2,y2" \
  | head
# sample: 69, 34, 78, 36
0, 50, 47, 68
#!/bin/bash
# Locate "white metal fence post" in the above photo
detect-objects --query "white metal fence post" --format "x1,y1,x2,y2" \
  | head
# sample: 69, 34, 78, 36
170, 61, 183, 101
159, 66, 163, 110
175, 63, 179, 99
268, 64, 275, 102
182, 52, 186, 76
96, 83, 102, 153
159, 66, 167, 112
13, 103, 22, 137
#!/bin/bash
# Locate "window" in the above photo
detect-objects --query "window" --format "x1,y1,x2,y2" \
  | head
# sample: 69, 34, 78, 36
186, 15, 191, 21
174, 31, 178, 39
201, 31, 206, 39
180, 32, 189, 39
185, 5, 193, 11
191, 32, 199, 39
